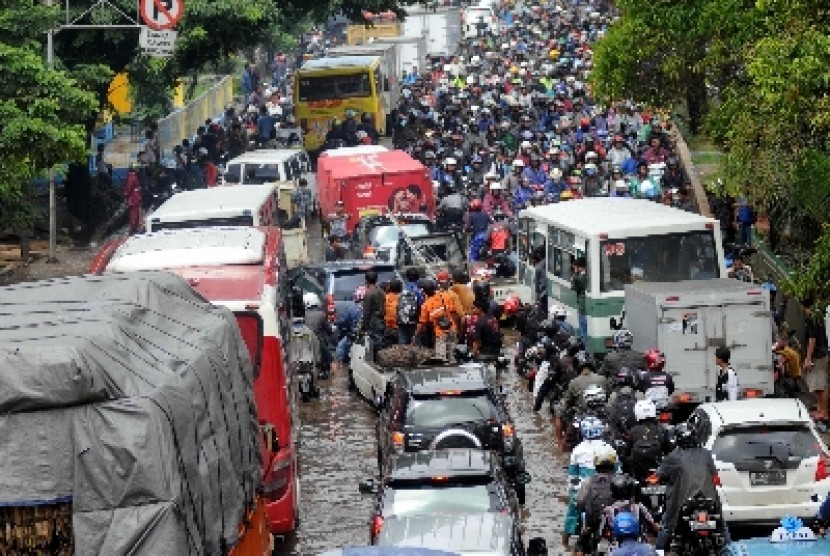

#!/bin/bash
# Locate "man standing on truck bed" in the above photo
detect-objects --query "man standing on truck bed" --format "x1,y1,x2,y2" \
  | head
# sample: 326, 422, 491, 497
802, 298, 829, 423
715, 346, 739, 402
361, 271, 386, 360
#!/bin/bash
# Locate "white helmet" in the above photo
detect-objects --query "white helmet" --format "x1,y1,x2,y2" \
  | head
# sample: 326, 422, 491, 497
593, 444, 618, 469
489, 182, 504, 191
484, 172, 499, 181
512, 159, 525, 168
634, 399, 657, 422
303, 292, 321, 309
549, 303, 567, 320
550, 167, 563, 180
445, 157, 457, 166
584, 384, 606, 407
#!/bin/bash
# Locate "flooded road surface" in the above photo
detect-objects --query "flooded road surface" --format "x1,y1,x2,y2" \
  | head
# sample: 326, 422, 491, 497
277, 338, 571, 555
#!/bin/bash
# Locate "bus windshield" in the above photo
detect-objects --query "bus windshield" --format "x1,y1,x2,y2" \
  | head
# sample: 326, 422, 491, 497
599, 230, 719, 292
298, 73, 372, 101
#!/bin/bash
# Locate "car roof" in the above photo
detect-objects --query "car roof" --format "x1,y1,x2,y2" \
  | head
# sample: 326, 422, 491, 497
387, 450, 495, 482
404, 366, 490, 396
318, 548, 460, 556
378, 513, 512, 554
307, 260, 397, 273
698, 398, 810, 428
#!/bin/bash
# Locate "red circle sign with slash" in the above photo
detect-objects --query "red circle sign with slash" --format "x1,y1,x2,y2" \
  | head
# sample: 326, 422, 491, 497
140, 0, 184, 31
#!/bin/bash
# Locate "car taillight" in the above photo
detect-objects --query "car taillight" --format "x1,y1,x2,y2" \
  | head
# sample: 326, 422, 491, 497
659, 412, 671, 424
742, 388, 764, 398
816, 453, 829, 481
392, 431, 405, 452
325, 294, 336, 322
713, 473, 721, 487
262, 449, 293, 502
371, 515, 384, 539
647, 472, 659, 485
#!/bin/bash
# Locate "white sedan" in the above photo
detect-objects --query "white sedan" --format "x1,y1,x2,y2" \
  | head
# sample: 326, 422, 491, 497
689, 398, 830, 524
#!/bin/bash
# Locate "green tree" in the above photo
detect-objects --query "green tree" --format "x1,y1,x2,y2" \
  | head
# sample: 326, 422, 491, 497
0, 1, 98, 249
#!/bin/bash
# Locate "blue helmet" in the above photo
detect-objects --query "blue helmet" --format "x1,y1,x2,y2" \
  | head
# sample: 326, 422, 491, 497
580, 416, 604, 440
612, 511, 640, 539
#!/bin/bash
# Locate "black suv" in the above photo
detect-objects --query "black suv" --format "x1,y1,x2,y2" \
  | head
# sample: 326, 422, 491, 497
359, 449, 528, 544
377, 366, 529, 503
289, 260, 398, 321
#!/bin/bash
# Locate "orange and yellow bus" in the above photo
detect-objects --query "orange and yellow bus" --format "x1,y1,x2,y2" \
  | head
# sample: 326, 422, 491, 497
294, 55, 387, 153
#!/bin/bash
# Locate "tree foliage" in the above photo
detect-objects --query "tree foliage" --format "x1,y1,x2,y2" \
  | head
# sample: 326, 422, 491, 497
0, 1, 98, 231
592, 0, 830, 300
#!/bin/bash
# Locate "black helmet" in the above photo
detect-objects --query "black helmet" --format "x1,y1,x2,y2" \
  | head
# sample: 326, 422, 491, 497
615, 367, 635, 389
611, 474, 636, 501
575, 351, 595, 372
542, 318, 559, 338
419, 278, 438, 296
675, 423, 699, 449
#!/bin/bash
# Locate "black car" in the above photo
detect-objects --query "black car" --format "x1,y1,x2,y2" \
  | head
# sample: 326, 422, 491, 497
359, 449, 528, 545
289, 260, 398, 321
377, 366, 529, 503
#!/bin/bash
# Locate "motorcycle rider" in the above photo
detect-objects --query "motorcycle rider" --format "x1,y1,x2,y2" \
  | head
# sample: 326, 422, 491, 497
639, 349, 675, 411
628, 400, 673, 480
565, 352, 605, 413
602, 329, 644, 378
574, 445, 621, 555
598, 475, 658, 540
437, 183, 466, 230
325, 200, 350, 243
609, 512, 658, 556
564, 418, 617, 547
303, 292, 333, 379
482, 182, 513, 217
438, 157, 463, 197
335, 286, 364, 367
656, 423, 729, 551
606, 367, 644, 447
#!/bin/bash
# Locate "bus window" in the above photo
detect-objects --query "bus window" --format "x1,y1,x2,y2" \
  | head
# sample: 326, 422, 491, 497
298, 73, 372, 101
225, 164, 242, 184
235, 311, 264, 377
599, 230, 719, 292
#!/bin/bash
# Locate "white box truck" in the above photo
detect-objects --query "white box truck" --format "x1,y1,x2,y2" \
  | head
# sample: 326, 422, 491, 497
625, 279, 774, 406
403, 6, 461, 61
376, 35, 428, 77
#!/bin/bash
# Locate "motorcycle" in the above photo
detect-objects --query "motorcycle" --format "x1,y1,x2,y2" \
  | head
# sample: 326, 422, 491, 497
670, 493, 727, 555
636, 468, 667, 523
297, 360, 320, 403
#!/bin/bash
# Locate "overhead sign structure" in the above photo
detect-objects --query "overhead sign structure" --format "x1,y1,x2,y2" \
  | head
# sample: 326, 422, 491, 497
139, 0, 184, 31
139, 26, 178, 57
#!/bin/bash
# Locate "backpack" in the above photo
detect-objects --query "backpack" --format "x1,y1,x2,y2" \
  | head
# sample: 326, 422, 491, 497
397, 289, 421, 326
490, 225, 509, 251
611, 390, 637, 434
585, 474, 614, 526
463, 314, 480, 345
479, 315, 502, 347
631, 423, 662, 463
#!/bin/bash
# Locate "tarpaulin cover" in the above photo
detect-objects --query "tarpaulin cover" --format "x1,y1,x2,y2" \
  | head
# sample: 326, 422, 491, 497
0, 272, 262, 555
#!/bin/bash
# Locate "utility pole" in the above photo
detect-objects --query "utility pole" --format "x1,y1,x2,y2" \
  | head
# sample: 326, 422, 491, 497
46, 0, 57, 263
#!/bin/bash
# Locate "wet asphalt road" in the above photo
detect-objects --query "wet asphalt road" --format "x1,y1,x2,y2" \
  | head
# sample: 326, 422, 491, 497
276, 336, 572, 555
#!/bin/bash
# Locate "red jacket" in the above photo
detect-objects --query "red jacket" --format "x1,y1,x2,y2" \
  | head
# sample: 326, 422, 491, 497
124, 171, 141, 207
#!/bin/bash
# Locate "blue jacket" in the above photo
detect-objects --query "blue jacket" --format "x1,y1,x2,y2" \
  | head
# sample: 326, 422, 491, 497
403, 281, 424, 306
820, 492, 830, 520
337, 304, 362, 336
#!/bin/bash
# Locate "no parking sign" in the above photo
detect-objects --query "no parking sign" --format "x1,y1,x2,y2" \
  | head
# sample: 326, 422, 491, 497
139, 0, 184, 31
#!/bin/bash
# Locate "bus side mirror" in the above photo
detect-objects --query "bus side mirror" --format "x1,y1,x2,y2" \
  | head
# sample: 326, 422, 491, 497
610, 317, 618, 330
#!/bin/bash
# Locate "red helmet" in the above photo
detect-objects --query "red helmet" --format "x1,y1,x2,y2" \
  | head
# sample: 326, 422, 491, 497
470, 199, 483, 211
353, 286, 367, 303
644, 349, 665, 371
502, 294, 521, 316
580, 117, 591, 128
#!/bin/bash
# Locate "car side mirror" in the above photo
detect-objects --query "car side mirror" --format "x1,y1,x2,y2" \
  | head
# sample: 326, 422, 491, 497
359, 478, 376, 494
517, 472, 532, 485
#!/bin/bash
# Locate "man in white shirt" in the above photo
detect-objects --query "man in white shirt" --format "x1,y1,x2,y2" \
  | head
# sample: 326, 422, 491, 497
715, 346, 739, 402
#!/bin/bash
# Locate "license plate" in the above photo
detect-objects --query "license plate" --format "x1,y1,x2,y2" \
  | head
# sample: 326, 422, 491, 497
690, 520, 717, 531
641, 486, 666, 495
749, 470, 786, 486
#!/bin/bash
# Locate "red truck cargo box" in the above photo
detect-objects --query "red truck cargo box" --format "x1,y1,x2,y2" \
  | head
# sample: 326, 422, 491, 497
317, 150, 435, 233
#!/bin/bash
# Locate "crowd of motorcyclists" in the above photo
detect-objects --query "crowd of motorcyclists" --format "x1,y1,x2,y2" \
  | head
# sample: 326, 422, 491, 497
278, 0, 830, 553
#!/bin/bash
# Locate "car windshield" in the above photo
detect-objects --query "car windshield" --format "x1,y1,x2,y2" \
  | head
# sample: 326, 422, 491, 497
712, 425, 823, 465
298, 73, 372, 101
406, 395, 496, 428
331, 269, 396, 301
599, 230, 720, 292
371, 224, 430, 246
387, 485, 492, 518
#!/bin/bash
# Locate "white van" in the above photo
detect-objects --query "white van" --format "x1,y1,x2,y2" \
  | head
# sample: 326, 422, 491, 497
146, 183, 279, 231
463, 5, 497, 38
222, 149, 310, 185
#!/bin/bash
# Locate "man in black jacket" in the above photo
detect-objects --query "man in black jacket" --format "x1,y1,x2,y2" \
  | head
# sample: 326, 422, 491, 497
361, 270, 386, 360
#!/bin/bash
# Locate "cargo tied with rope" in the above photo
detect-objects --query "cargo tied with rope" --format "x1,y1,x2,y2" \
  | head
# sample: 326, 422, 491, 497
375, 344, 434, 369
